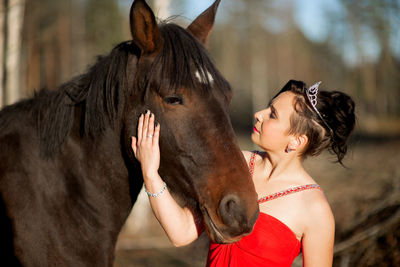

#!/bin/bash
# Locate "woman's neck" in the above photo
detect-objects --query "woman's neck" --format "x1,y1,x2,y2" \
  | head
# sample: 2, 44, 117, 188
262, 150, 305, 183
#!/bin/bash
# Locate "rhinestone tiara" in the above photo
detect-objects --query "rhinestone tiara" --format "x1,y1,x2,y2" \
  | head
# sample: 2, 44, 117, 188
305, 81, 334, 136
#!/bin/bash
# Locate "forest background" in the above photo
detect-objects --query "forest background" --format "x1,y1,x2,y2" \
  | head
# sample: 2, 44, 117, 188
0, 0, 399, 266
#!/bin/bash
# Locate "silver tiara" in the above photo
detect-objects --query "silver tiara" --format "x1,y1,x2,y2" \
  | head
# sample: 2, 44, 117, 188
306, 81, 334, 136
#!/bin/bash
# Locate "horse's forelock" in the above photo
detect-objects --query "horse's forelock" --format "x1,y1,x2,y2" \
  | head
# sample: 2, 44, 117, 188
147, 23, 231, 97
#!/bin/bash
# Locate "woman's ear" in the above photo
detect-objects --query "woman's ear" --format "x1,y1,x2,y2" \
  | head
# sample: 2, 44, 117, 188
295, 135, 308, 151
287, 135, 308, 151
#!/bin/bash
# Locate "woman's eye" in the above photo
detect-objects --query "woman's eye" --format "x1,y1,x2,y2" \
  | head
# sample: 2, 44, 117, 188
163, 96, 183, 105
269, 112, 276, 119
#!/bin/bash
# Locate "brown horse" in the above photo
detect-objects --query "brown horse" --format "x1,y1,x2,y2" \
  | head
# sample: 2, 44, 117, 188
0, 0, 258, 266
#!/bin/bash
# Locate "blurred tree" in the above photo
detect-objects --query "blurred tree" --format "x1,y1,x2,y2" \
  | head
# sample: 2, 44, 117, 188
0, 0, 5, 106
22, 0, 73, 92
1, 0, 25, 106
333, 0, 400, 117
20, 0, 126, 97
85, 0, 125, 56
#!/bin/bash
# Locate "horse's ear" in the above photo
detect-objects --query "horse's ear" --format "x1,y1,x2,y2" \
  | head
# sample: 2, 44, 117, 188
130, 0, 162, 55
187, 0, 221, 45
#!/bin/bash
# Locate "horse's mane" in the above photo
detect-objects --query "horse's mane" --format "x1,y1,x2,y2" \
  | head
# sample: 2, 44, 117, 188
28, 22, 230, 158
35, 42, 136, 158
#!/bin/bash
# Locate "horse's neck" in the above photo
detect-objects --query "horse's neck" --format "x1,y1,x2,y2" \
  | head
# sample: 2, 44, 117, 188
66, 106, 142, 228
63, 54, 143, 228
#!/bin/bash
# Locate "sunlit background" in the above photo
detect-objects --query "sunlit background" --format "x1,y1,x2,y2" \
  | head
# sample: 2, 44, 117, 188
1, 0, 399, 266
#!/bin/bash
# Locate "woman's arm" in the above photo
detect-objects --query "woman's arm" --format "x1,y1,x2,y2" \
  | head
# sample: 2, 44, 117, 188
301, 195, 335, 267
131, 111, 200, 247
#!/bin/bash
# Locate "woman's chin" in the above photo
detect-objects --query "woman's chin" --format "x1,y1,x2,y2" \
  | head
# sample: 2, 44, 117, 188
250, 135, 259, 146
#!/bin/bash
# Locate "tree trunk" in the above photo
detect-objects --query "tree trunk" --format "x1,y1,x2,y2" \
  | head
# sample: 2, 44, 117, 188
247, 2, 269, 115
5, 0, 25, 105
0, 0, 5, 107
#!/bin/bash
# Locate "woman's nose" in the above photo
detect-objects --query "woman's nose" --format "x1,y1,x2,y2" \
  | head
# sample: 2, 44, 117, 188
254, 112, 262, 123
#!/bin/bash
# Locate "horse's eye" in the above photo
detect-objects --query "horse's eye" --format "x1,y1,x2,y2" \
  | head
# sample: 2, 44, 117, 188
163, 96, 183, 105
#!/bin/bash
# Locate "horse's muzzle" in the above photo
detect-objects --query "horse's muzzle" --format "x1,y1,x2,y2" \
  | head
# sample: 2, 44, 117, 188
219, 194, 258, 236
202, 194, 259, 244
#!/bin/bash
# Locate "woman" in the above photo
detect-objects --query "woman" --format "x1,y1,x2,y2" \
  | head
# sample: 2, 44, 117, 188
131, 80, 356, 266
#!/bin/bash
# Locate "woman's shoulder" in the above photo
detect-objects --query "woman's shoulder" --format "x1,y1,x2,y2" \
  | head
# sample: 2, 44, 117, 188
241, 150, 253, 163
292, 175, 330, 210
299, 185, 334, 231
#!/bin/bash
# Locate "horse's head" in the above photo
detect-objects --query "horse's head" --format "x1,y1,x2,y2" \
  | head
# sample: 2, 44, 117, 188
124, 0, 259, 243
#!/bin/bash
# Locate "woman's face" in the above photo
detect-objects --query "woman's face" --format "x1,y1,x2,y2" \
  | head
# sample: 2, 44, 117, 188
251, 91, 295, 153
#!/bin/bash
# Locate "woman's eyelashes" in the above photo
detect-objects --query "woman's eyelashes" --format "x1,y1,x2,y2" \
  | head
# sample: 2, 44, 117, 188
267, 106, 276, 119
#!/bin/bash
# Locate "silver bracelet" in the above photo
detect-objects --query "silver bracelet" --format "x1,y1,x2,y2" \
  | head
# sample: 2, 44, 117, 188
144, 182, 167, 197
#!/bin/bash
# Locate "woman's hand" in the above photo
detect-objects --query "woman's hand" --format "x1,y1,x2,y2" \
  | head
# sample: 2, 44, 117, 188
131, 110, 161, 179
131, 111, 201, 246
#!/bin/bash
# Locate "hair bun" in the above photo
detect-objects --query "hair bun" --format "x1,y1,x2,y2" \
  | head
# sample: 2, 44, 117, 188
330, 91, 355, 117
319, 91, 356, 164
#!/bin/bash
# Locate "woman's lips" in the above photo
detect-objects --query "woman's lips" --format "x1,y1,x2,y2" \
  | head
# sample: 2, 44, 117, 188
253, 126, 259, 134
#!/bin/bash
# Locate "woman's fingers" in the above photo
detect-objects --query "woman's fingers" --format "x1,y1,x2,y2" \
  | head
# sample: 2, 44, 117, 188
136, 110, 158, 147
148, 112, 155, 139
131, 136, 137, 155
153, 122, 160, 147
137, 114, 144, 143
132, 111, 160, 166
143, 110, 150, 140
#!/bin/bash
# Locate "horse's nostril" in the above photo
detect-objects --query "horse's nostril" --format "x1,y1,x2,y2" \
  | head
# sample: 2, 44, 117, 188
219, 194, 243, 227
226, 199, 236, 213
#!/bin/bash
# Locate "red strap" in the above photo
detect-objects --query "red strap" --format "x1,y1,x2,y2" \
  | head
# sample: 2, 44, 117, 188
249, 151, 322, 204
258, 184, 322, 204
248, 152, 256, 178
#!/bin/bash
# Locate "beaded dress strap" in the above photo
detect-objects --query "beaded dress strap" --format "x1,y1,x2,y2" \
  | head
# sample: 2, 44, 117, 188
247, 152, 322, 204
248, 151, 257, 177
258, 184, 322, 204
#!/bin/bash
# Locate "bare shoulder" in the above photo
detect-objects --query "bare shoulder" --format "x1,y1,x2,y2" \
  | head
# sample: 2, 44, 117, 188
302, 188, 335, 232
241, 150, 253, 163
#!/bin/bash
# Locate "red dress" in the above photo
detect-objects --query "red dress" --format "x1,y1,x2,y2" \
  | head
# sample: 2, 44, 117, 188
206, 152, 321, 267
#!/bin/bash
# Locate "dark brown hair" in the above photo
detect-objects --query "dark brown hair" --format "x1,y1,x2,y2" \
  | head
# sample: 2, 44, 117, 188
272, 80, 356, 164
